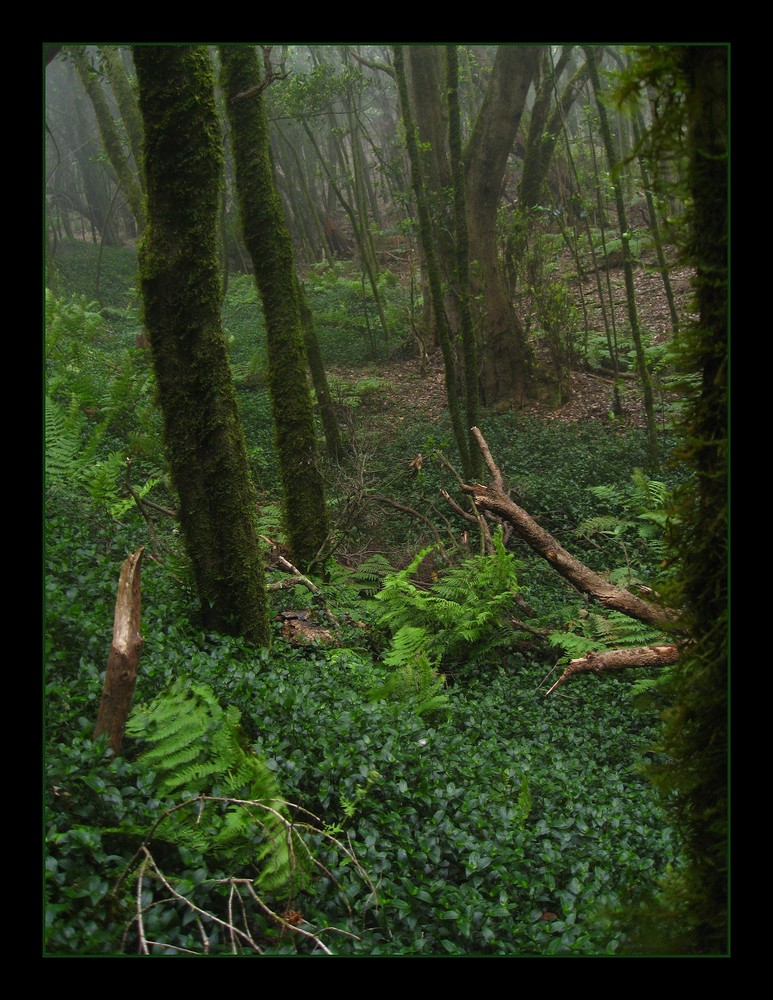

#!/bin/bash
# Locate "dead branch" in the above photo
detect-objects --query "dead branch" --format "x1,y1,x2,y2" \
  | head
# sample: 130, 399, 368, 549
463, 427, 683, 634
545, 644, 680, 696
125, 458, 162, 558
260, 535, 340, 628
370, 496, 451, 563
436, 450, 499, 554
94, 546, 144, 754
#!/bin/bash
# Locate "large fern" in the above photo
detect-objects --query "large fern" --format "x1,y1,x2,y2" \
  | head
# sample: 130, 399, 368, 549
126, 679, 307, 896
375, 531, 521, 672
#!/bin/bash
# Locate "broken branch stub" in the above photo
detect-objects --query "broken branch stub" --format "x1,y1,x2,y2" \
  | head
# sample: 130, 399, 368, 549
94, 546, 145, 754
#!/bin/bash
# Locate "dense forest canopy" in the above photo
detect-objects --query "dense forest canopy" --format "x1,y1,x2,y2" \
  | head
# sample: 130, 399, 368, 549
44, 44, 728, 956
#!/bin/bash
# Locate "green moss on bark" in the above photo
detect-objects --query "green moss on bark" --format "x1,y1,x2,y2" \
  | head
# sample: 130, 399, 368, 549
134, 45, 269, 646
219, 46, 329, 570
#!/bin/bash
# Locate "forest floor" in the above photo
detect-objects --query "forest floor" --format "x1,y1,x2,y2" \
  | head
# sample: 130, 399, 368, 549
330, 260, 695, 441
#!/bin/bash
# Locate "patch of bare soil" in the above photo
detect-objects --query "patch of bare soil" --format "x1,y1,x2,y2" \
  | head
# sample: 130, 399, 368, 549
332, 258, 695, 435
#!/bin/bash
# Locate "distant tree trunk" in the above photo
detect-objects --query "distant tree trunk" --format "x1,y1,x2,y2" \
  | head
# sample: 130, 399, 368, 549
585, 47, 657, 461
133, 45, 270, 646
394, 45, 472, 478
446, 45, 481, 479
632, 111, 680, 333
99, 45, 145, 194
296, 275, 345, 461
518, 47, 574, 212
70, 46, 146, 234
404, 45, 455, 333
219, 45, 330, 570
464, 46, 542, 406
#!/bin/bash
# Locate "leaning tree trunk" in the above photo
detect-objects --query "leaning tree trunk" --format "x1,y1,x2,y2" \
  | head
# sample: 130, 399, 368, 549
134, 45, 269, 646
219, 45, 329, 570
70, 46, 146, 234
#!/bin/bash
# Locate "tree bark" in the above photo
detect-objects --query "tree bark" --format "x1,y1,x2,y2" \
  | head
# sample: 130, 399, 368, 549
219, 45, 329, 570
134, 45, 270, 645
462, 427, 683, 633
94, 547, 145, 754
464, 46, 542, 406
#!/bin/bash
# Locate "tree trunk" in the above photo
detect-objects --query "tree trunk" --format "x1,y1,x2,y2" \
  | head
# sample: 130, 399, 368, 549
134, 45, 270, 645
219, 45, 330, 570
100, 46, 145, 194
446, 45, 481, 479
464, 46, 542, 406
70, 46, 146, 234
394, 45, 472, 478
296, 275, 345, 461
662, 44, 728, 953
585, 47, 657, 461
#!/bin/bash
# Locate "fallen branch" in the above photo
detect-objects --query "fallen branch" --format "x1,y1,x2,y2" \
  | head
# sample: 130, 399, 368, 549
370, 497, 451, 563
545, 644, 680, 696
463, 427, 683, 634
260, 535, 340, 628
94, 546, 144, 754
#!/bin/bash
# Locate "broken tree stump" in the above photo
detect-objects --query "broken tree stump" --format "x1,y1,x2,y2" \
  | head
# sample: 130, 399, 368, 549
94, 546, 145, 754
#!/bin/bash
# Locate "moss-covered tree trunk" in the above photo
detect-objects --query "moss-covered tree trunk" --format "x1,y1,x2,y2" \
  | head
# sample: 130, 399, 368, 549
219, 45, 329, 570
664, 44, 728, 954
133, 45, 269, 646
70, 46, 146, 234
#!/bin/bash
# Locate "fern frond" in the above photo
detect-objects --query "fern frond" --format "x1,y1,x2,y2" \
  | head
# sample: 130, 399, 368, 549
45, 395, 87, 495
127, 680, 306, 896
577, 514, 630, 538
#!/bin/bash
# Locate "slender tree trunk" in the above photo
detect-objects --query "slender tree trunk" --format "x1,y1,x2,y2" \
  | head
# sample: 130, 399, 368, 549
70, 46, 146, 234
296, 275, 345, 461
134, 45, 269, 645
100, 46, 145, 194
633, 112, 680, 333
446, 45, 481, 479
394, 45, 472, 478
219, 45, 329, 570
585, 47, 657, 461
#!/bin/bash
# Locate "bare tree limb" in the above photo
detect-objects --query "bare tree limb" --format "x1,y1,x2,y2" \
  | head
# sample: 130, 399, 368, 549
463, 427, 683, 633
545, 644, 680, 696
